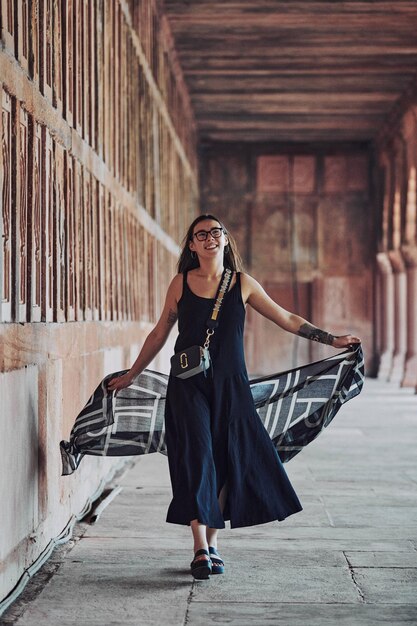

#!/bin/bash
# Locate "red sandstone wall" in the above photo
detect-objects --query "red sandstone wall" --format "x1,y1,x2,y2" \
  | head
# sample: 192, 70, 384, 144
201, 145, 374, 375
0, 0, 197, 604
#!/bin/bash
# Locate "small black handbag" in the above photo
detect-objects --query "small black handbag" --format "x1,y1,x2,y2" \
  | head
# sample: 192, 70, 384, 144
170, 268, 233, 379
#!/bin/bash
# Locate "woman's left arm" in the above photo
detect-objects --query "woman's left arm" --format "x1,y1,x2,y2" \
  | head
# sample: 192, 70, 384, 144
242, 273, 361, 349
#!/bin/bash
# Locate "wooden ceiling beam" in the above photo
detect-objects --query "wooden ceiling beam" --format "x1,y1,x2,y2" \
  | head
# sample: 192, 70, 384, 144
163, 0, 417, 142
199, 119, 381, 131
179, 59, 417, 72
194, 92, 398, 103
188, 76, 414, 94
164, 1, 417, 13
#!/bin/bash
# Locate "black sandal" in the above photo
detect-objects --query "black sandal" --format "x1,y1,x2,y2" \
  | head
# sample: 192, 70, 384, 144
190, 548, 212, 580
209, 546, 225, 575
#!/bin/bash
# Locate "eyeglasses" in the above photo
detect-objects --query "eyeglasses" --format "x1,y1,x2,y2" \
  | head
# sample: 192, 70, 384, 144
192, 227, 223, 242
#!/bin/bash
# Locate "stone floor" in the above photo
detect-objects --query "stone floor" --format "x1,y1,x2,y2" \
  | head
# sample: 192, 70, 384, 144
2, 378, 417, 625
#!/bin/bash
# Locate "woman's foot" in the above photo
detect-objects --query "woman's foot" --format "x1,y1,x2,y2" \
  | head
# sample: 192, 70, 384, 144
190, 548, 212, 580
209, 546, 225, 575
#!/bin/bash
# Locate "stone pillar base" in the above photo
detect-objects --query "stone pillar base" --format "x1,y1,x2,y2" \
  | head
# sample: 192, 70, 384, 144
402, 354, 417, 388
390, 351, 406, 385
377, 349, 394, 382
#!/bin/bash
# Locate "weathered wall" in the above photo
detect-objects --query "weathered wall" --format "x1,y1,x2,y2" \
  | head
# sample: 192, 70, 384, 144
374, 103, 417, 388
201, 144, 374, 374
0, 0, 197, 601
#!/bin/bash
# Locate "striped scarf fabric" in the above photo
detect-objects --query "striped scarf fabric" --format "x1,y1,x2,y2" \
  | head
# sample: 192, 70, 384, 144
60, 344, 365, 475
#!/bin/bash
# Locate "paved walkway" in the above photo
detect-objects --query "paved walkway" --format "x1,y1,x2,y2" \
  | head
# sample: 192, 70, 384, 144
2, 379, 417, 625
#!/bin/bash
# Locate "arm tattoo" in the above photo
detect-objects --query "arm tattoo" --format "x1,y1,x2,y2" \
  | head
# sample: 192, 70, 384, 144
167, 308, 178, 325
297, 322, 334, 345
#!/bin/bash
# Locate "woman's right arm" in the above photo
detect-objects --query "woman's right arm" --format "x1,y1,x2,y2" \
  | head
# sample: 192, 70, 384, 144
107, 274, 182, 393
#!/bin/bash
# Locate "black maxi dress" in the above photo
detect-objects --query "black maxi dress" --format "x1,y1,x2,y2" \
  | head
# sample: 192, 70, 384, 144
164, 271, 303, 529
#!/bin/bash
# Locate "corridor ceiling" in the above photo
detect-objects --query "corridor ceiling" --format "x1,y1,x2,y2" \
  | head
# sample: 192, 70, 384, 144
164, 1, 417, 143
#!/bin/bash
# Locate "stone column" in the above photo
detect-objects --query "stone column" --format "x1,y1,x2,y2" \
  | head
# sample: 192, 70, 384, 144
376, 252, 395, 381
401, 245, 417, 388
387, 250, 407, 384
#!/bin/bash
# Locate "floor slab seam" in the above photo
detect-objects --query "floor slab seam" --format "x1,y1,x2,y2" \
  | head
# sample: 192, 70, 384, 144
342, 551, 366, 603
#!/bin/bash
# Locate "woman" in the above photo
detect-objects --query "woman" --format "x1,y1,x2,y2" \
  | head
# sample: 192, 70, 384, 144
107, 214, 361, 580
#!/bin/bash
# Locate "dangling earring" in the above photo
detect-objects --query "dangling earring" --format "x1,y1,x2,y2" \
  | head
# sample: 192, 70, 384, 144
191, 251, 196, 259
224, 244, 230, 254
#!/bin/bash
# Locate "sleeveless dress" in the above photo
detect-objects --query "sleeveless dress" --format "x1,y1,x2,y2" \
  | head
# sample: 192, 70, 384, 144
164, 271, 303, 529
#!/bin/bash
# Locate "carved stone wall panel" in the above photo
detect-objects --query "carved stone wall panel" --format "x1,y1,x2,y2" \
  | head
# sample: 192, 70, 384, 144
108, 200, 117, 320
73, 159, 83, 319
83, 169, 92, 321
346, 155, 369, 192
116, 205, 124, 321
148, 233, 156, 323
252, 196, 292, 276
95, 0, 103, 158
1, 89, 12, 322
117, 205, 128, 320
318, 194, 372, 275
120, 16, 127, 190
82, 0, 91, 146
131, 217, 139, 319
74, 0, 83, 137
91, 179, 99, 320
43, 127, 53, 322
133, 222, 140, 319
40, 0, 53, 101
124, 212, 132, 320
52, 0, 63, 112
110, 0, 117, 174
29, 0, 40, 88
293, 156, 316, 194
0, 0, 15, 53
63, 0, 74, 126
17, 103, 29, 322
257, 156, 289, 194
31, 121, 42, 322
17, 0, 29, 74
64, 153, 75, 321
102, 0, 112, 171
122, 211, 130, 320
311, 273, 374, 364
0, 0, 198, 326
293, 196, 318, 271
54, 141, 65, 322
116, 205, 125, 321
324, 156, 347, 193
96, 182, 105, 320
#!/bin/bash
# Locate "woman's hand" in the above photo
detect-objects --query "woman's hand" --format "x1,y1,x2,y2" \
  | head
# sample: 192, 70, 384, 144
107, 372, 134, 395
332, 334, 361, 349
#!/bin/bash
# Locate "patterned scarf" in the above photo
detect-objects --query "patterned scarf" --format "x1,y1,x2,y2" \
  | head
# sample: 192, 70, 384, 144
60, 344, 364, 475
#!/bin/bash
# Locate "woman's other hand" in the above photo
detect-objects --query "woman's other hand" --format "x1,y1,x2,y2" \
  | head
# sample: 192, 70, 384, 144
107, 372, 134, 395
332, 335, 361, 349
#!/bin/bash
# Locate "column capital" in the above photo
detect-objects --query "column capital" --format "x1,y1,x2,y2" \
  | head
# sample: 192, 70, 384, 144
376, 252, 393, 275
401, 245, 417, 268
388, 249, 406, 273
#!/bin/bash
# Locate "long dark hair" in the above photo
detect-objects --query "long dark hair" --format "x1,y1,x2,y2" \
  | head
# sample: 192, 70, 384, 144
177, 214, 244, 273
